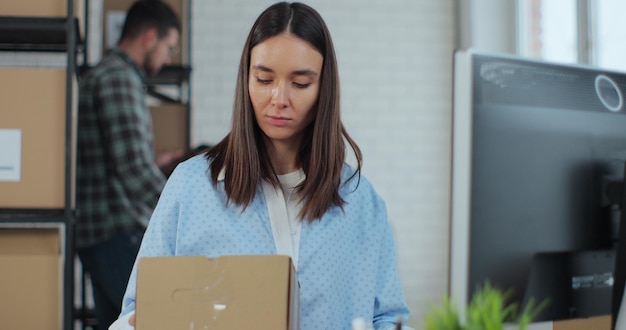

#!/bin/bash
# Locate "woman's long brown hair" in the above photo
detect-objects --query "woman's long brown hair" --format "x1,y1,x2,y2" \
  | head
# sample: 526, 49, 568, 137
207, 2, 362, 222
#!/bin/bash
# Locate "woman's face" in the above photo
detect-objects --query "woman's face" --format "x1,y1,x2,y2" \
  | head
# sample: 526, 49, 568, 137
248, 33, 323, 148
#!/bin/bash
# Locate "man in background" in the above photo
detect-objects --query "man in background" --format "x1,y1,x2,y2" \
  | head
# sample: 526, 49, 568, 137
76, 1, 181, 328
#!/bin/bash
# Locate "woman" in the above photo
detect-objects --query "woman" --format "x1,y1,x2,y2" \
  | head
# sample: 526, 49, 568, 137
114, 2, 412, 329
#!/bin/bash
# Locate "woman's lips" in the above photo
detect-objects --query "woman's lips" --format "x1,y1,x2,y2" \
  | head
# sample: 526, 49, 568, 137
267, 115, 290, 126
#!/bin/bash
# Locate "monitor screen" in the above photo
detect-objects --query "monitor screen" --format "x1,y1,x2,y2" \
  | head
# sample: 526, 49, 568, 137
449, 50, 626, 322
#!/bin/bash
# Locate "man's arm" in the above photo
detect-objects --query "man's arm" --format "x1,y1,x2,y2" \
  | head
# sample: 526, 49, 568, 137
96, 69, 166, 207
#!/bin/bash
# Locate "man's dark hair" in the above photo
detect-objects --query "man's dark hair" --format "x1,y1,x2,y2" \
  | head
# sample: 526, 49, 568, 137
119, 0, 181, 42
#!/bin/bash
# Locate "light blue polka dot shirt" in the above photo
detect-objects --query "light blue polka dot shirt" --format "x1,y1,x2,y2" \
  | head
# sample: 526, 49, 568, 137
120, 154, 411, 330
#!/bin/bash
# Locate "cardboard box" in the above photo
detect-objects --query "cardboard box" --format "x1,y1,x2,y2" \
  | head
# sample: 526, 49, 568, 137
136, 255, 299, 330
103, 0, 188, 64
0, 228, 63, 330
0, 0, 83, 17
0, 68, 75, 209
513, 315, 612, 330
149, 102, 188, 154
553, 315, 611, 330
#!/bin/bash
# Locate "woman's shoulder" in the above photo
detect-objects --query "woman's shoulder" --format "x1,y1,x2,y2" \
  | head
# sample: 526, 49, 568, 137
168, 153, 213, 180
339, 164, 388, 224
340, 163, 370, 187
339, 163, 379, 199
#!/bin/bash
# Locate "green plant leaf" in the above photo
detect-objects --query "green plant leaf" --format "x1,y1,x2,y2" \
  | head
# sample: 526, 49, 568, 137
422, 281, 548, 330
424, 295, 464, 330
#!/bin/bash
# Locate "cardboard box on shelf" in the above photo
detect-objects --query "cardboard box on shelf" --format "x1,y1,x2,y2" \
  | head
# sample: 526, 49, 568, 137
0, 68, 75, 209
102, 0, 188, 65
0, 228, 63, 330
149, 102, 187, 155
136, 255, 299, 330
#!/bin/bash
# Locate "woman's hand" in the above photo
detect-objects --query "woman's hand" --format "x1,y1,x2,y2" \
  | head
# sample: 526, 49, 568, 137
107, 311, 135, 330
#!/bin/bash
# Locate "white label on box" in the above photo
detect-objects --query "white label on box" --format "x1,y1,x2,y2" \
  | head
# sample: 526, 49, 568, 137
0, 129, 21, 182
106, 11, 127, 50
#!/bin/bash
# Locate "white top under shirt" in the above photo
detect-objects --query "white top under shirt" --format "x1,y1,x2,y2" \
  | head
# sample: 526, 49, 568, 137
261, 169, 305, 269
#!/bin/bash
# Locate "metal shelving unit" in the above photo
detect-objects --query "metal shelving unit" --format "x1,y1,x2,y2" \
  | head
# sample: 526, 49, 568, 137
0, 16, 81, 52
0, 2, 80, 329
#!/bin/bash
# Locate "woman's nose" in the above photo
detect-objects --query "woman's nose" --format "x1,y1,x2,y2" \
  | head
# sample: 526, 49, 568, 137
271, 83, 289, 108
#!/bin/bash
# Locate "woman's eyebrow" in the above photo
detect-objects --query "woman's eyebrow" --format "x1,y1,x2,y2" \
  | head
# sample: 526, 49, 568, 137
292, 69, 319, 77
251, 65, 319, 77
251, 64, 273, 72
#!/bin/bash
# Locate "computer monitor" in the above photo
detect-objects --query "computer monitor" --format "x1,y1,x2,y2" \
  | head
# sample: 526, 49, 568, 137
449, 50, 626, 323
612, 162, 626, 328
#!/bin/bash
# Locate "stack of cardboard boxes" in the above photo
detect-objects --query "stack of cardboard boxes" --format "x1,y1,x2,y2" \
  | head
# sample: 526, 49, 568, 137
0, 0, 81, 329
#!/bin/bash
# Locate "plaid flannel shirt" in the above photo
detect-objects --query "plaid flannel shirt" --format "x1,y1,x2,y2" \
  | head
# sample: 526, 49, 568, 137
76, 49, 166, 249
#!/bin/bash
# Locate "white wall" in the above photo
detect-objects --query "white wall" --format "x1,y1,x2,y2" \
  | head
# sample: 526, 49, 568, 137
191, 1, 455, 326
457, 0, 518, 54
